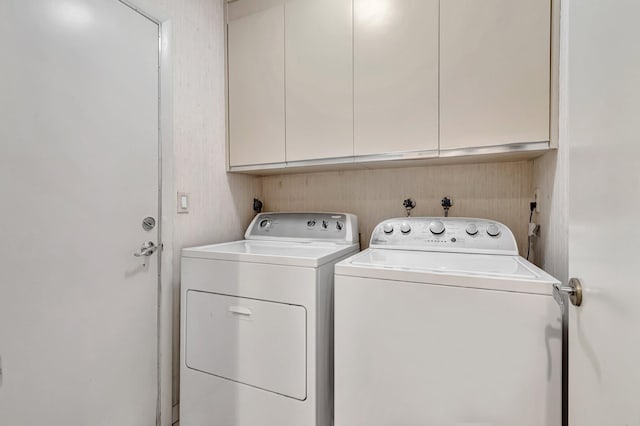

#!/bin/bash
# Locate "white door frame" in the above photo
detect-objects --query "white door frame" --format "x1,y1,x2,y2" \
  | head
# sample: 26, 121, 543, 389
116, 1, 174, 424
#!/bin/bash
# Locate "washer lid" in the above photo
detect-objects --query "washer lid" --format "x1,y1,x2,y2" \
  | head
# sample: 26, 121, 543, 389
335, 249, 559, 295
182, 240, 359, 268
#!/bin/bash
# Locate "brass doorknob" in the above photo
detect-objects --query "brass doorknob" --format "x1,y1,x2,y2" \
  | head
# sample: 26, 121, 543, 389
553, 278, 583, 307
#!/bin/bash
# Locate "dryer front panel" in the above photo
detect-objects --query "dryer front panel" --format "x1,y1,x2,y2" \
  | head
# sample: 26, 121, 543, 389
186, 290, 307, 400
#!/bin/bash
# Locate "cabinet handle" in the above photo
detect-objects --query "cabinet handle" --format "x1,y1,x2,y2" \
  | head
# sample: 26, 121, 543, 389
228, 306, 252, 316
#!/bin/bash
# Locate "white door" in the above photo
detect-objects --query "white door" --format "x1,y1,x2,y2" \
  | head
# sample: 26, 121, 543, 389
0, 1, 160, 425
565, 0, 640, 424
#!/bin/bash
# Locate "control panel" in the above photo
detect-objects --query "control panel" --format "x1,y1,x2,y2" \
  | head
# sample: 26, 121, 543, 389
370, 217, 518, 255
245, 212, 358, 243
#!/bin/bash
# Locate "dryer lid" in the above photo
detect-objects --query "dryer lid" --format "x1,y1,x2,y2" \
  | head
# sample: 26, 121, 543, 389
182, 240, 359, 267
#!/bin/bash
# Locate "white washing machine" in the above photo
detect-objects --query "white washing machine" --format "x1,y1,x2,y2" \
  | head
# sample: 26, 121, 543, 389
334, 217, 562, 426
180, 212, 359, 426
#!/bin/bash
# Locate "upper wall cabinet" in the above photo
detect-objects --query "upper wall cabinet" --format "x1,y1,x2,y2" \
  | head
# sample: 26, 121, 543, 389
228, 4, 285, 167
440, 0, 551, 151
226, 0, 556, 173
354, 0, 439, 156
285, 0, 354, 162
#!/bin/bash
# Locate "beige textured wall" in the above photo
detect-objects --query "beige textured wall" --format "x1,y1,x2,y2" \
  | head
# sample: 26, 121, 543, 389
262, 161, 534, 254
532, 149, 568, 283
148, 0, 262, 412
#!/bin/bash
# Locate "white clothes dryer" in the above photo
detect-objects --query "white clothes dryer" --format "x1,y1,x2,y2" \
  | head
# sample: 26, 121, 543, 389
334, 217, 561, 426
180, 212, 359, 426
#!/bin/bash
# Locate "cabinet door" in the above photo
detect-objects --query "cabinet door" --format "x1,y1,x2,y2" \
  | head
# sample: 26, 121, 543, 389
354, 0, 439, 156
285, 0, 353, 162
228, 5, 285, 166
440, 0, 551, 150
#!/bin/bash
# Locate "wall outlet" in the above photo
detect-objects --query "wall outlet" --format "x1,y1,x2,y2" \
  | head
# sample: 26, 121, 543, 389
533, 188, 541, 213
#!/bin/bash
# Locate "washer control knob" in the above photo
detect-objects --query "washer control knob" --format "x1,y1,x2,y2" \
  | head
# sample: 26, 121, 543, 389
383, 223, 394, 234
322, 220, 329, 229
400, 223, 411, 234
307, 219, 316, 227
259, 219, 272, 229
465, 223, 479, 236
487, 223, 501, 237
336, 221, 344, 231
429, 221, 445, 235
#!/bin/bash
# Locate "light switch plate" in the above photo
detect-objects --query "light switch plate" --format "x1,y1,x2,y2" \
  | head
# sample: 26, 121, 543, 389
177, 192, 189, 214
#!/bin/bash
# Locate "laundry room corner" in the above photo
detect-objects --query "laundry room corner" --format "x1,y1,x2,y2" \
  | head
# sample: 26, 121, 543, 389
532, 150, 568, 284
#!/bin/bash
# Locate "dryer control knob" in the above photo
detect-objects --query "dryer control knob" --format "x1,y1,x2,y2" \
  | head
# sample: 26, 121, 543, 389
400, 223, 411, 234
259, 219, 272, 229
487, 223, 501, 237
466, 223, 479, 236
429, 221, 445, 235
383, 223, 394, 234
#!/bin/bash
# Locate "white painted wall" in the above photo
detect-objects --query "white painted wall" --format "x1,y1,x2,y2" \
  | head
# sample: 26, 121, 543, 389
143, 0, 263, 413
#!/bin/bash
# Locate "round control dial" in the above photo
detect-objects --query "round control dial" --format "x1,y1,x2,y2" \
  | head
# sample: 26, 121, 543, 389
486, 223, 501, 237
429, 221, 445, 235
465, 223, 479, 236
383, 223, 394, 234
400, 223, 411, 234
259, 219, 272, 229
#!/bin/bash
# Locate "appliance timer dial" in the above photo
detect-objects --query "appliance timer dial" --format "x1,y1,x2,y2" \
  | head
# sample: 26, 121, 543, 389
259, 219, 272, 229
429, 221, 445, 235
466, 223, 479, 236
487, 223, 501, 237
